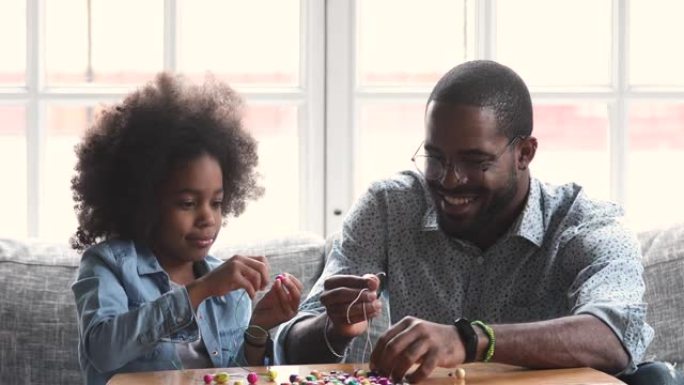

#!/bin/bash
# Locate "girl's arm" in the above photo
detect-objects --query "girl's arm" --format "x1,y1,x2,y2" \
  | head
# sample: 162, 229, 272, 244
72, 248, 196, 373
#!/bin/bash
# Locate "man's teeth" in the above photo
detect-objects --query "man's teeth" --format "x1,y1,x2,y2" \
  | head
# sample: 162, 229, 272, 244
443, 196, 474, 205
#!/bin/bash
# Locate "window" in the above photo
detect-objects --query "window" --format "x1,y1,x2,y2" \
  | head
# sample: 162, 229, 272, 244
327, 0, 684, 233
1, 0, 682, 246
0, 0, 323, 244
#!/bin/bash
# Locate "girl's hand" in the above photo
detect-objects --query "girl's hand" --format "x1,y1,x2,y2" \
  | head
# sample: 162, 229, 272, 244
250, 273, 304, 331
192, 255, 269, 303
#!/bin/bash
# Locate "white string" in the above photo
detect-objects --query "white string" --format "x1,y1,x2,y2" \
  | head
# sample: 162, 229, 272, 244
347, 288, 368, 324
345, 288, 375, 363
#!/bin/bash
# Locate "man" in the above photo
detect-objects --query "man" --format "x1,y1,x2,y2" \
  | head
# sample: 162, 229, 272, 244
275, 60, 681, 385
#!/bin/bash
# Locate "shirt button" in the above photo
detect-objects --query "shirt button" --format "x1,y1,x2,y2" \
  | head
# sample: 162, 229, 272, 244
212, 351, 219, 356
476, 257, 484, 265
176, 316, 184, 323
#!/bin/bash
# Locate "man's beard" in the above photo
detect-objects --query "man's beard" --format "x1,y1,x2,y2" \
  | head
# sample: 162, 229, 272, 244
437, 167, 519, 240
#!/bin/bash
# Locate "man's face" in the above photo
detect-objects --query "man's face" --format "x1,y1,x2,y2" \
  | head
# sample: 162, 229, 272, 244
424, 101, 520, 240
152, 153, 224, 266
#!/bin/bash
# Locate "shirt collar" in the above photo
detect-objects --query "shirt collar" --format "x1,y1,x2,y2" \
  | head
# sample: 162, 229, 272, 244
135, 243, 166, 275
419, 176, 545, 247
134, 242, 212, 276
508, 178, 544, 247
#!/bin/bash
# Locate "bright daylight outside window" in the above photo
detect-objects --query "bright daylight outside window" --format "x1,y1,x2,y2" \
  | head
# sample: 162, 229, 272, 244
0, 0, 683, 246
0, 0, 309, 244
350, 0, 684, 233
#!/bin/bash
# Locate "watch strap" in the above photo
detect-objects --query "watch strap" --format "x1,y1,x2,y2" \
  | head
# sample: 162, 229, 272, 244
454, 318, 478, 363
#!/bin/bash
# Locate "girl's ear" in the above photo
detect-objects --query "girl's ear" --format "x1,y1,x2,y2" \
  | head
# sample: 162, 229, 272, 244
517, 136, 537, 171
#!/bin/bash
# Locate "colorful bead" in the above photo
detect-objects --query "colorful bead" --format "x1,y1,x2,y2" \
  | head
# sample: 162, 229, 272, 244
215, 372, 230, 384
235, 381, 244, 385
267, 369, 278, 381
204, 374, 215, 384
289, 375, 299, 383
455, 368, 466, 380
247, 372, 259, 384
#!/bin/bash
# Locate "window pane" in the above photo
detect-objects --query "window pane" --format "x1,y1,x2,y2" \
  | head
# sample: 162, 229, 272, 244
355, 102, 424, 197
626, 103, 684, 231
531, 103, 610, 201
177, 0, 300, 87
41, 104, 98, 242
630, 0, 684, 87
496, 0, 611, 88
215, 104, 300, 244
0, 1, 25, 85
356, 0, 469, 87
45, 0, 163, 86
0, 105, 27, 238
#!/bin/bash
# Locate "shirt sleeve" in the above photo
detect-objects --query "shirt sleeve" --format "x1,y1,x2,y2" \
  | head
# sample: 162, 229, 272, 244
274, 184, 389, 364
71, 245, 196, 373
563, 218, 654, 374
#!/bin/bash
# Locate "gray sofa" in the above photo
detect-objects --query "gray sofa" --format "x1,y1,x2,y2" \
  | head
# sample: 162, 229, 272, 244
1, 225, 683, 385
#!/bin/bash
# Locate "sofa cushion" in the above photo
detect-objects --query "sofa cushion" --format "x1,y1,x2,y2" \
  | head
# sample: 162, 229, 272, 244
0, 233, 326, 385
639, 223, 684, 366
0, 238, 82, 385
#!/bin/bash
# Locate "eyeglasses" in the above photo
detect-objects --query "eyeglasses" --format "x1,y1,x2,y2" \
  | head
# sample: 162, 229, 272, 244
411, 136, 523, 183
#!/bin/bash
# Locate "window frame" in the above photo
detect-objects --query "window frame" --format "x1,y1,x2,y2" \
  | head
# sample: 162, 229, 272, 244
5, 0, 325, 239
324, 0, 684, 234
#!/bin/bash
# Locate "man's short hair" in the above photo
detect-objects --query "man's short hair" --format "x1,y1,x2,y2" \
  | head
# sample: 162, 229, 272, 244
428, 60, 533, 139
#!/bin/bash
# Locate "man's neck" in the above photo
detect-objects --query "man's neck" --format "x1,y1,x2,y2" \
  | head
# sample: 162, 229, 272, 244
470, 176, 531, 250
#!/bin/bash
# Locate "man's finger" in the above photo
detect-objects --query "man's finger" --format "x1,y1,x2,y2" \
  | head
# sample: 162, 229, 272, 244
370, 317, 414, 369
405, 349, 439, 383
324, 275, 375, 290
320, 287, 377, 306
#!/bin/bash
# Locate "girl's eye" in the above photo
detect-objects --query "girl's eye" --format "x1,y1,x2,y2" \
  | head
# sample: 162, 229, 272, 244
178, 201, 196, 209
211, 200, 223, 209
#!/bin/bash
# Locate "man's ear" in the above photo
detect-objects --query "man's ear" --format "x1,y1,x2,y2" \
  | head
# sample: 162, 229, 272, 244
517, 136, 537, 170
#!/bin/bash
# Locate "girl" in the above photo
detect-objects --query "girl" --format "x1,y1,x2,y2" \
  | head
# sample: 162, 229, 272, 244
70, 73, 303, 385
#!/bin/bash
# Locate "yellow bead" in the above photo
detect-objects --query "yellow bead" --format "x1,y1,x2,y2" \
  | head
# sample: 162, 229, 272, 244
456, 368, 466, 380
214, 372, 230, 384
268, 369, 278, 381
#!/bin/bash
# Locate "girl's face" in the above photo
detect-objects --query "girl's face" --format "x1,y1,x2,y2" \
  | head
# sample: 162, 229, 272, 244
152, 153, 224, 265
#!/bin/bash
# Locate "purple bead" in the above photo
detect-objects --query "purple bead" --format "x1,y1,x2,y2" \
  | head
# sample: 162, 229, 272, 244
247, 372, 259, 384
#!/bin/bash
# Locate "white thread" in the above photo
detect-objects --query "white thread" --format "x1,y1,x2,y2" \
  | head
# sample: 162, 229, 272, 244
344, 288, 376, 362
323, 315, 346, 358
347, 288, 368, 324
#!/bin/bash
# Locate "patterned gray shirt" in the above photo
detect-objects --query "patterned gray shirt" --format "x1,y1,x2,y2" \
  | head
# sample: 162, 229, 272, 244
275, 170, 653, 372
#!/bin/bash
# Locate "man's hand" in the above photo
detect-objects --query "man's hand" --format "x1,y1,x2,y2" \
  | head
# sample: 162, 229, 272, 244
370, 316, 465, 383
320, 274, 383, 338
251, 273, 304, 330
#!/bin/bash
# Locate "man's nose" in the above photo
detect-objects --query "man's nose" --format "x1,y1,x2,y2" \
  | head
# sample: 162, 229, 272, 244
440, 164, 468, 188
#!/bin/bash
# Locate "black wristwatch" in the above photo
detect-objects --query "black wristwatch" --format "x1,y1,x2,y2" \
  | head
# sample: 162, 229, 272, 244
454, 318, 478, 363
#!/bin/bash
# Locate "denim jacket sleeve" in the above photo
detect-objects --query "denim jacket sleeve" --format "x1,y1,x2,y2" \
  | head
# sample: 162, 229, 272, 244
71, 243, 195, 373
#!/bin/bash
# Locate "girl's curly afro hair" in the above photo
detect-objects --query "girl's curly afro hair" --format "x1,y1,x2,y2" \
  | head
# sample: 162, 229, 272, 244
71, 73, 263, 250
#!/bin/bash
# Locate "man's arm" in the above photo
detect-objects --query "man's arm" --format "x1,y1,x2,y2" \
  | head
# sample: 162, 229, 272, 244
285, 313, 352, 363
483, 315, 628, 372
370, 314, 628, 383
275, 182, 391, 364
284, 275, 382, 363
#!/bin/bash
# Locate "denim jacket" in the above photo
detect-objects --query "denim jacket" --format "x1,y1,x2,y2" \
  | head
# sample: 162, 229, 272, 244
72, 239, 251, 385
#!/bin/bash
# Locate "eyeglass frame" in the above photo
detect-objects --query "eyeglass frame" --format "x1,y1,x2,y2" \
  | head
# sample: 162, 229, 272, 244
411, 136, 525, 182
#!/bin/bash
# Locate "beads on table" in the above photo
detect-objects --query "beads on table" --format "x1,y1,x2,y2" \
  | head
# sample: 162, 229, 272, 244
247, 372, 259, 384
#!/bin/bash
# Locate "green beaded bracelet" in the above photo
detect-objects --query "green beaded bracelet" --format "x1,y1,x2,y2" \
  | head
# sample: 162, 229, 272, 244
471, 320, 495, 362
